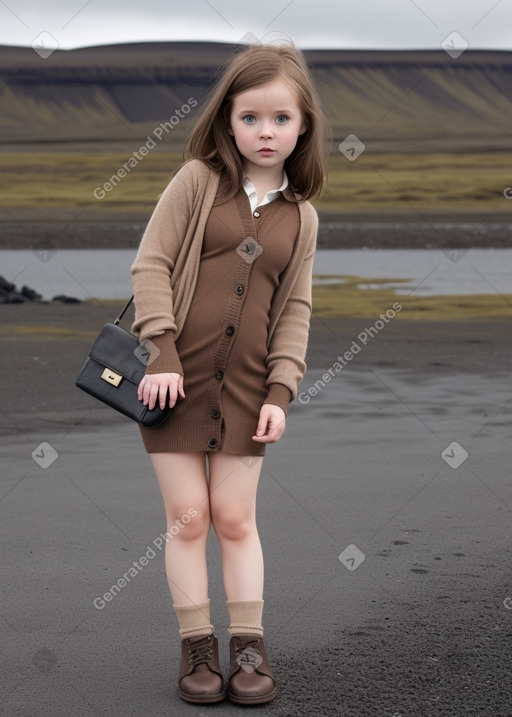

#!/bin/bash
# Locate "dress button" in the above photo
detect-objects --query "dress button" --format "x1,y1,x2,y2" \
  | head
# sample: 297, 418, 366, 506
253, 211, 260, 218
207, 437, 218, 449
215, 370, 224, 380
235, 284, 244, 295
246, 243, 255, 255
210, 409, 220, 419
226, 325, 235, 336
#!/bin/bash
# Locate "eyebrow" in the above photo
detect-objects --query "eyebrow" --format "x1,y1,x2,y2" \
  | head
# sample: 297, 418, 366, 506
236, 108, 294, 114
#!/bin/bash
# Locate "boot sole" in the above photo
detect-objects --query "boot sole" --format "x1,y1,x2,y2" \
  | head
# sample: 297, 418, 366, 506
228, 686, 278, 705
178, 688, 226, 704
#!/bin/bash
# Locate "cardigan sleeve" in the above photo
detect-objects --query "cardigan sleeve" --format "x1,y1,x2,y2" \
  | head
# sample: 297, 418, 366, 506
142, 330, 184, 376
130, 161, 210, 376
263, 383, 293, 414
264, 204, 318, 403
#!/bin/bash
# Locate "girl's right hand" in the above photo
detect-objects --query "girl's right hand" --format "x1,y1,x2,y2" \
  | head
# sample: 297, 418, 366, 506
137, 373, 185, 411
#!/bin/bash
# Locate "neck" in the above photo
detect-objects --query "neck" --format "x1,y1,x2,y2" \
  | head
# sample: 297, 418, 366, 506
243, 163, 284, 189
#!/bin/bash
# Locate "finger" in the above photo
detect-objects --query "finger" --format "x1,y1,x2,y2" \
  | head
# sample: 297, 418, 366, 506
267, 424, 284, 442
253, 411, 286, 442
252, 418, 269, 441
254, 426, 283, 444
256, 418, 269, 437
148, 384, 160, 411
141, 380, 152, 405
163, 381, 180, 409
169, 386, 180, 408
256, 426, 275, 443
159, 384, 170, 410
142, 382, 155, 407
137, 376, 147, 401
171, 377, 183, 405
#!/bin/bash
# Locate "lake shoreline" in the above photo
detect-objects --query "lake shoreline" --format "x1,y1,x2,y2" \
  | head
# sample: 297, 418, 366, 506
1, 211, 512, 250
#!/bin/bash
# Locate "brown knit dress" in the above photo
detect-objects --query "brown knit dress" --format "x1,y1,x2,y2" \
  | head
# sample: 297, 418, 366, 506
138, 184, 300, 456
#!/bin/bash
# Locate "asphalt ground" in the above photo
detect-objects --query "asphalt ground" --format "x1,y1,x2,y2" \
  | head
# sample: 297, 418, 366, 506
1, 304, 512, 716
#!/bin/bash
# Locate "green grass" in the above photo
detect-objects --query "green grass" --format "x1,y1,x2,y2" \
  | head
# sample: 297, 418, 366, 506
312, 275, 512, 319
1, 150, 511, 215
317, 151, 512, 212
0, 151, 184, 211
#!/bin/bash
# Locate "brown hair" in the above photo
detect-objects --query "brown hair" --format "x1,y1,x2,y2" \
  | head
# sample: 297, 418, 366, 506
184, 43, 327, 201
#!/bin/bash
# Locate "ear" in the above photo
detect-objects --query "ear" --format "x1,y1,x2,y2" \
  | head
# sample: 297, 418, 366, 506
228, 125, 234, 136
298, 118, 307, 135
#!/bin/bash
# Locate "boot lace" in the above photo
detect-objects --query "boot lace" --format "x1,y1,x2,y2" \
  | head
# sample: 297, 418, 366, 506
187, 635, 214, 667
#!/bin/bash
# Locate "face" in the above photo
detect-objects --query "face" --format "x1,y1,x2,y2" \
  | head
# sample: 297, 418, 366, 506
228, 78, 307, 175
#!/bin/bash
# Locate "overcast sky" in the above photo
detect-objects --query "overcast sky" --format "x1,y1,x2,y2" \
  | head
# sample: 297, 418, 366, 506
0, 0, 510, 50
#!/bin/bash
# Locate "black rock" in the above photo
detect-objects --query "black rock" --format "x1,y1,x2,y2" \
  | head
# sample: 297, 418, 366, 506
52, 295, 81, 304
0, 275, 17, 295
21, 286, 43, 301
0, 292, 25, 304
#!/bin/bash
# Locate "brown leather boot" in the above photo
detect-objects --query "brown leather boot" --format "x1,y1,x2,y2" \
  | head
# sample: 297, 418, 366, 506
227, 634, 278, 704
177, 633, 226, 703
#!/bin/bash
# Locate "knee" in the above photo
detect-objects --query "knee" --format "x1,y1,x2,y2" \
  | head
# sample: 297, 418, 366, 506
211, 503, 255, 542
166, 505, 209, 542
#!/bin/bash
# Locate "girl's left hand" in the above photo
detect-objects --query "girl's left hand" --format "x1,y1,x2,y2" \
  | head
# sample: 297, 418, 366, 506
252, 404, 286, 443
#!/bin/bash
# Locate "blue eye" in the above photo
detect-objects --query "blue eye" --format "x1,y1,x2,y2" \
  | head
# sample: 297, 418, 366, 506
276, 115, 289, 124
242, 115, 256, 124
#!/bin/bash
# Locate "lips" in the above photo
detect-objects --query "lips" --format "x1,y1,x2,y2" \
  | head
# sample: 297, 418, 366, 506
258, 148, 275, 153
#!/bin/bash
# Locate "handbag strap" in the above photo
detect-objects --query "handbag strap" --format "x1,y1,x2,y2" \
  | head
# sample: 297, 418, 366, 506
114, 295, 134, 326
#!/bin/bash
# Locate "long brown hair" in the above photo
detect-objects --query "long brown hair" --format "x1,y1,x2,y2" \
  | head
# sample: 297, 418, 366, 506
184, 43, 326, 201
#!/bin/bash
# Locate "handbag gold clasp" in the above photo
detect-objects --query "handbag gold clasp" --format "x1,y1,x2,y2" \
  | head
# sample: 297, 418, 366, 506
101, 367, 123, 387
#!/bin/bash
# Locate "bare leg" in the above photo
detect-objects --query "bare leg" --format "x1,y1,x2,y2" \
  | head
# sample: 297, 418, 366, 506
208, 454, 264, 601
150, 452, 211, 606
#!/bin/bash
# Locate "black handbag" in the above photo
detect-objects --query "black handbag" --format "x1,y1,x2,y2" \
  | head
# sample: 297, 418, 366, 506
75, 296, 172, 427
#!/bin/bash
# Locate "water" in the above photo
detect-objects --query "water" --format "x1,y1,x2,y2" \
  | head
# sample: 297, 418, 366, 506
0, 248, 510, 301
312, 248, 512, 298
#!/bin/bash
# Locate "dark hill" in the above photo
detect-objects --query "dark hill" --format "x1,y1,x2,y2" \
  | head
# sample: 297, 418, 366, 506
1, 41, 511, 149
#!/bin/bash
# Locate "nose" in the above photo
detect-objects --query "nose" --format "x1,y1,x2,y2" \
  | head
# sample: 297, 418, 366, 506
259, 121, 274, 139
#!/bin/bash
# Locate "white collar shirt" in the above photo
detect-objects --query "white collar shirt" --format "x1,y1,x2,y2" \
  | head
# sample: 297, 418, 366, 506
242, 172, 289, 212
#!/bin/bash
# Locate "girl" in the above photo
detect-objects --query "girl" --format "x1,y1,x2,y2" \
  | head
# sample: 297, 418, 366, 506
131, 43, 325, 705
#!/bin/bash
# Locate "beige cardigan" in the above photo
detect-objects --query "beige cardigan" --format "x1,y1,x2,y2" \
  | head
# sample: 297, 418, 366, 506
130, 159, 318, 403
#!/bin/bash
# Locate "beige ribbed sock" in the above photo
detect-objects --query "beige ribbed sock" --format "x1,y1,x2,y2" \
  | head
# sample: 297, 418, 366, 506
226, 600, 264, 637
173, 599, 214, 639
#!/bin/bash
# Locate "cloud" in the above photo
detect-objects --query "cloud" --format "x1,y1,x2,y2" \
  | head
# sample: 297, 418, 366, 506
0, 0, 510, 49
